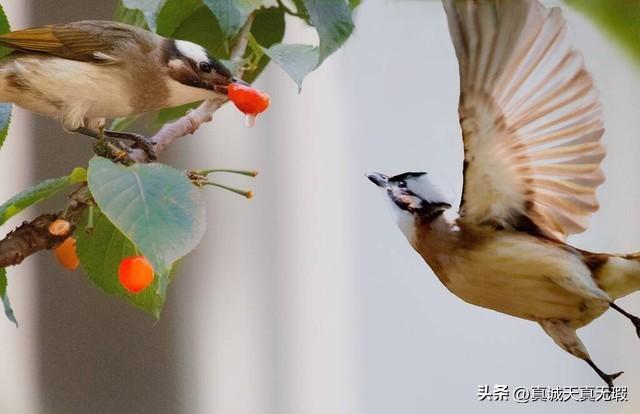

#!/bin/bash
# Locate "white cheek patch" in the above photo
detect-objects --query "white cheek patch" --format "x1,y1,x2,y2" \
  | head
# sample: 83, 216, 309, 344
175, 40, 209, 64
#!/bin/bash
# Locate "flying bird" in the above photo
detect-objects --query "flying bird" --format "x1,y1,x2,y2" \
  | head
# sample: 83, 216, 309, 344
0, 20, 240, 158
368, 0, 639, 388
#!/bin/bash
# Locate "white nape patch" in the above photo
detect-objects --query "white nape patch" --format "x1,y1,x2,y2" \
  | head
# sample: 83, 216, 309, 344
175, 39, 208, 63
406, 173, 455, 205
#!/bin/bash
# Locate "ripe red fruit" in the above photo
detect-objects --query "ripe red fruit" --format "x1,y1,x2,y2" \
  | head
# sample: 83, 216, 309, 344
54, 237, 79, 271
227, 83, 270, 116
118, 256, 154, 293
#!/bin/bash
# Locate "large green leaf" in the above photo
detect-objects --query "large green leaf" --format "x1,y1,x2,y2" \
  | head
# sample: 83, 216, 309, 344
87, 157, 206, 275
565, 0, 640, 66
75, 208, 171, 318
0, 268, 17, 326
0, 168, 87, 227
203, 0, 262, 39
302, 0, 354, 63
156, 0, 202, 36
173, 5, 229, 59
243, 7, 286, 83
264, 44, 319, 90
122, 0, 165, 31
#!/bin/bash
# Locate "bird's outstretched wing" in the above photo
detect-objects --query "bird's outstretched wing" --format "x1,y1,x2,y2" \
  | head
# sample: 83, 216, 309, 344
0, 21, 152, 63
443, 0, 605, 240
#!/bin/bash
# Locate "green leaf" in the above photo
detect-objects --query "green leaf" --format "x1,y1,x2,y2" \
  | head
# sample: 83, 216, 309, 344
109, 116, 139, 132
122, 0, 165, 31
0, 2, 11, 58
153, 102, 199, 127
203, 0, 262, 39
0, 4, 11, 152
302, 0, 354, 63
0, 103, 11, 152
172, 5, 229, 58
243, 7, 286, 83
565, 0, 640, 66
349, 0, 361, 11
0, 268, 17, 327
0, 168, 87, 227
75, 208, 172, 318
114, 0, 148, 28
290, 0, 311, 24
264, 44, 319, 89
87, 157, 206, 274
156, 0, 202, 37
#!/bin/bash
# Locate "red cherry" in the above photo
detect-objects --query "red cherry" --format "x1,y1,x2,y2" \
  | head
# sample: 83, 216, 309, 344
118, 256, 154, 293
54, 237, 80, 271
227, 83, 270, 115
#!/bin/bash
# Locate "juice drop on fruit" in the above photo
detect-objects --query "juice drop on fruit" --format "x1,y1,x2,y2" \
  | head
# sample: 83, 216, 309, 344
245, 114, 256, 128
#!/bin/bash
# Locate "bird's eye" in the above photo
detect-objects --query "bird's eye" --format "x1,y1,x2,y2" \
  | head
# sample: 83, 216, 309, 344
398, 181, 407, 188
198, 61, 212, 73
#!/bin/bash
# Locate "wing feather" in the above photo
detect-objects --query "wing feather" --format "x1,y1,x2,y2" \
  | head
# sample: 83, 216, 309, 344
443, 0, 605, 240
0, 21, 152, 63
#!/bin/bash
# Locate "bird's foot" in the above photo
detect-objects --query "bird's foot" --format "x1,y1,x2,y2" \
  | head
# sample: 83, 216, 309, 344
609, 302, 640, 340
585, 359, 623, 390
103, 130, 157, 161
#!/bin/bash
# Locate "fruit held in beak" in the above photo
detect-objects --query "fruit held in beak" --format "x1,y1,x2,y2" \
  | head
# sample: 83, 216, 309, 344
227, 83, 270, 127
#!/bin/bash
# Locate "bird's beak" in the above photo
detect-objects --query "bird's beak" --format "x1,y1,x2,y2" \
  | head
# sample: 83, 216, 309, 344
216, 76, 249, 95
366, 172, 389, 187
230, 77, 250, 86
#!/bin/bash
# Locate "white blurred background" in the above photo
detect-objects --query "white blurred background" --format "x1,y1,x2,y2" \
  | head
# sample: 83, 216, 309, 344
0, 0, 639, 413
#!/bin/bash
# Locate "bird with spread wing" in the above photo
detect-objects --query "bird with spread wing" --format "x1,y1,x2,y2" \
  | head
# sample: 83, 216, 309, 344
368, 0, 639, 388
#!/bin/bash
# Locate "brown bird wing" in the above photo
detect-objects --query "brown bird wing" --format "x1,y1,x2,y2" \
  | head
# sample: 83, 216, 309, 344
0, 20, 153, 63
443, 0, 605, 241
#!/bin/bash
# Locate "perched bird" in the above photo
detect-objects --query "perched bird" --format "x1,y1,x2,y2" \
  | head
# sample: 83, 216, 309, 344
0, 20, 239, 157
368, 0, 640, 388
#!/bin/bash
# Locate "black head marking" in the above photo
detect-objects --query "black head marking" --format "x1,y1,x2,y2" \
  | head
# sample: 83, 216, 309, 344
389, 172, 427, 183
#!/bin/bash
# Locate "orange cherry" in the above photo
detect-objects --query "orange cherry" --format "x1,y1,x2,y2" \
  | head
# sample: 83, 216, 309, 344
227, 83, 270, 116
54, 237, 80, 271
48, 218, 71, 236
118, 255, 154, 293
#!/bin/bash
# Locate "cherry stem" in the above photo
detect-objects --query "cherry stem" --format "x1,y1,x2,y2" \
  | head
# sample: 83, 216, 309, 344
203, 182, 253, 199
196, 168, 258, 177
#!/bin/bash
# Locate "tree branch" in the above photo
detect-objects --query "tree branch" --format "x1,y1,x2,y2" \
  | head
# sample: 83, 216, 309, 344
129, 14, 256, 163
0, 214, 72, 268
0, 15, 258, 267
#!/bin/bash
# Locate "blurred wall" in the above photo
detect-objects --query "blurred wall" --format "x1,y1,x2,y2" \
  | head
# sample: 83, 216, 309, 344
0, 3, 39, 414
29, 1, 183, 413
0, 0, 638, 413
